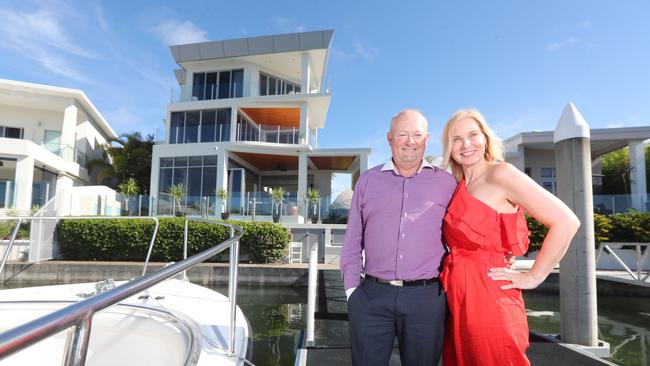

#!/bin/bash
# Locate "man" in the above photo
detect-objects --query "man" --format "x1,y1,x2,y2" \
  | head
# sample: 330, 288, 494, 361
340, 109, 457, 366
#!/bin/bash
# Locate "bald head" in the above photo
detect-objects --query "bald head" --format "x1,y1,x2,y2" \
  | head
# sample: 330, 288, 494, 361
390, 109, 428, 133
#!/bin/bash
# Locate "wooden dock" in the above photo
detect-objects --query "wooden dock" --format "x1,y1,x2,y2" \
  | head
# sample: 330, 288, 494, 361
296, 269, 617, 366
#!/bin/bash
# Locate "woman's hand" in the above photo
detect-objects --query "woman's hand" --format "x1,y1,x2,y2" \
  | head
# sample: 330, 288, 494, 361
488, 267, 545, 290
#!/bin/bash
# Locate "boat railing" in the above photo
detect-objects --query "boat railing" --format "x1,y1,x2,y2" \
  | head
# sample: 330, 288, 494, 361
596, 242, 650, 283
0, 216, 243, 365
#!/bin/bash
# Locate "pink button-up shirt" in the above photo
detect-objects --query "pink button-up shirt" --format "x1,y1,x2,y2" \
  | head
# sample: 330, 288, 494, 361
340, 160, 457, 289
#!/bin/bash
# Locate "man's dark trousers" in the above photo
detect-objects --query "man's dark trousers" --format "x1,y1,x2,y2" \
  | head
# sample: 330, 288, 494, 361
347, 278, 446, 366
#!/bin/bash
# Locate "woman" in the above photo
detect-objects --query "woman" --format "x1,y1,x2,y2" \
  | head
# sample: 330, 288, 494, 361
439, 109, 580, 366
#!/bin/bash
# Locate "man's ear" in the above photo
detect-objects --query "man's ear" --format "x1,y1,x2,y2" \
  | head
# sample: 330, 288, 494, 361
386, 132, 392, 145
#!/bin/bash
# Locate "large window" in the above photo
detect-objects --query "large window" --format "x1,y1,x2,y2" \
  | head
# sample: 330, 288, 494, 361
191, 69, 243, 101
541, 167, 556, 194
158, 156, 218, 210
169, 108, 231, 144
259, 72, 301, 96
0, 125, 24, 139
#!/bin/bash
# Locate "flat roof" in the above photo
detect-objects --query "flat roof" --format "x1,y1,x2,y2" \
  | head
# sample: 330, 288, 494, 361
169, 30, 334, 64
0, 79, 118, 139
504, 126, 650, 157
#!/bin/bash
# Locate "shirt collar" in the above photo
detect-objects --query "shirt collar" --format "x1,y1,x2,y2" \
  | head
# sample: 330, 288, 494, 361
381, 158, 435, 175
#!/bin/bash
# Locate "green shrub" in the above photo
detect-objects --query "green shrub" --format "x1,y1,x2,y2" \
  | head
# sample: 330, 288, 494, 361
57, 218, 290, 263
0, 221, 30, 240
525, 211, 649, 253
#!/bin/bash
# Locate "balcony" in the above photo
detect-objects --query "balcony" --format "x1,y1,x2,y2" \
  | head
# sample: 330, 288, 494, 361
43, 143, 87, 166
236, 123, 300, 144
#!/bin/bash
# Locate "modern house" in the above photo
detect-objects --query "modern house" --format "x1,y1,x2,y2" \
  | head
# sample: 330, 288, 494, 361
504, 103, 650, 213
150, 30, 370, 223
0, 79, 119, 216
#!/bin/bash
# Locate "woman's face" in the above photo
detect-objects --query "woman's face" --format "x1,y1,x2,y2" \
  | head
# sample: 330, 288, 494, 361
450, 118, 487, 167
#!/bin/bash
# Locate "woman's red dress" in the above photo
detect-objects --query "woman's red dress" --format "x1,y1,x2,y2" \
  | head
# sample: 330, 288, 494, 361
441, 180, 531, 366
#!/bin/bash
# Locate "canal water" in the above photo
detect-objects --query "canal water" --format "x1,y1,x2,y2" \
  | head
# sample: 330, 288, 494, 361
212, 286, 648, 366
2, 281, 647, 365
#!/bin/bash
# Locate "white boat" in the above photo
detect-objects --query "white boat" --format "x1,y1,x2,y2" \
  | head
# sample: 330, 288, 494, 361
0, 278, 252, 365
0, 217, 252, 366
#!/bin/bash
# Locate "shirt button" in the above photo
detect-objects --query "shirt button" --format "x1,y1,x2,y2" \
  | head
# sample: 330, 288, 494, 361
401, 233, 405, 238
400, 254, 403, 259
404, 212, 407, 217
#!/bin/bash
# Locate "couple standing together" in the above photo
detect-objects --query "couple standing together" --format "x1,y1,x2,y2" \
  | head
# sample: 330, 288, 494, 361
340, 109, 580, 366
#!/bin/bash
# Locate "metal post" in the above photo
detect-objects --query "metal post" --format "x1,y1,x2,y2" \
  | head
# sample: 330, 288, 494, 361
306, 232, 318, 346
252, 197, 256, 222
62, 316, 92, 366
138, 195, 142, 216
228, 226, 240, 355
182, 219, 189, 280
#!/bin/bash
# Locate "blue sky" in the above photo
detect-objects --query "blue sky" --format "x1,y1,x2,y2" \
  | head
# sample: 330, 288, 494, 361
1, 0, 649, 174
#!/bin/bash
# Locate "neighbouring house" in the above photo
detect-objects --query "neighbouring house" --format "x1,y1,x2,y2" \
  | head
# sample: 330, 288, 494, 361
150, 29, 370, 223
0, 79, 120, 216
504, 104, 650, 213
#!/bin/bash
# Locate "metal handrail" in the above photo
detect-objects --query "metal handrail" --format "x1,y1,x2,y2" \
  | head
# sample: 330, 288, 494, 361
596, 242, 650, 282
0, 217, 243, 365
0, 216, 159, 281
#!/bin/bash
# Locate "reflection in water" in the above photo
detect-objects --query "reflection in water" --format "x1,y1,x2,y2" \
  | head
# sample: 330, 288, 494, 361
211, 285, 307, 366
524, 293, 650, 366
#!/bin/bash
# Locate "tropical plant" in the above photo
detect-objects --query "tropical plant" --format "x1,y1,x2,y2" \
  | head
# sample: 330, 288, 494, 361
87, 132, 154, 194
269, 187, 285, 218
306, 188, 320, 217
215, 188, 228, 213
117, 177, 140, 215
168, 184, 186, 215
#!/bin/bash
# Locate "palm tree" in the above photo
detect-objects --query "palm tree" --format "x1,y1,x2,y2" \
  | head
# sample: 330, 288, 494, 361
306, 188, 320, 222
216, 188, 229, 219
168, 184, 186, 216
269, 187, 285, 222
87, 132, 154, 194
117, 177, 139, 215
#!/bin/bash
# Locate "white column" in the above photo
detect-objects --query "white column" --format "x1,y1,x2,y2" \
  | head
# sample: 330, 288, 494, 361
216, 150, 229, 193
359, 152, 369, 173
55, 175, 74, 216
298, 152, 308, 220
629, 140, 647, 211
149, 152, 160, 203
14, 157, 34, 212
300, 104, 309, 146
301, 53, 311, 93
61, 104, 78, 161
230, 108, 238, 142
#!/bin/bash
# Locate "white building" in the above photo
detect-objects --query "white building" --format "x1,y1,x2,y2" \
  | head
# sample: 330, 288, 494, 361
505, 123, 650, 213
0, 79, 119, 216
151, 30, 370, 222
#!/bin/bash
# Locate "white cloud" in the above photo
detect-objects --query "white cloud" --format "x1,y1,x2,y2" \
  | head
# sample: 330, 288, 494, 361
0, 5, 94, 82
151, 20, 208, 46
576, 20, 592, 28
546, 37, 579, 51
331, 42, 379, 61
270, 17, 306, 33
353, 42, 379, 60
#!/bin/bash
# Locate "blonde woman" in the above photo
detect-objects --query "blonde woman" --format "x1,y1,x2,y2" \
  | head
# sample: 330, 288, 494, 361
439, 109, 579, 366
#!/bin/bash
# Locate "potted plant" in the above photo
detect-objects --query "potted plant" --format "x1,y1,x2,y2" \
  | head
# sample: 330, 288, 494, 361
269, 187, 285, 223
117, 177, 139, 216
216, 187, 230, 220
306, 188, 320, 224
168, 183, 186, 216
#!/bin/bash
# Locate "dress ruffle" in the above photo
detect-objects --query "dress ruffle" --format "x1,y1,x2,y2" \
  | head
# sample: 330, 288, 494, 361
499, 209, 530, 256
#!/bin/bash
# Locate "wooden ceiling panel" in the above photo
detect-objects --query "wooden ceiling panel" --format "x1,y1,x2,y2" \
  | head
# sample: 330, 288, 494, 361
233, 152, 299, 171
240, 108, 300, 128
309, 156, 356, 171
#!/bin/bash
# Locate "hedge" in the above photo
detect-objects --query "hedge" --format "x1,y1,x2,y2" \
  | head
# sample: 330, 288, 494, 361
0, 221, 30, 240
526, 211, 650, 253
57, 218, 290, 263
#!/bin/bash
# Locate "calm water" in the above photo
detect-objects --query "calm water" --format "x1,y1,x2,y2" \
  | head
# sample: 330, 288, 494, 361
3, 281, 648, 365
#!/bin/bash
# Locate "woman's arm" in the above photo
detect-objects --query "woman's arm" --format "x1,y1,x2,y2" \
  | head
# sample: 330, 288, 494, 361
487, 163, 580, 290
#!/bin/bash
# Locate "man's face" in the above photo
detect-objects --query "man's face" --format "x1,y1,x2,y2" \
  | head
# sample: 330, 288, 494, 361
387, 113, 429, 170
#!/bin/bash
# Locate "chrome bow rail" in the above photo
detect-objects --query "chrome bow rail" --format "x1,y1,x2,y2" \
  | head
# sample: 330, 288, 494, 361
0, 216, 243, 365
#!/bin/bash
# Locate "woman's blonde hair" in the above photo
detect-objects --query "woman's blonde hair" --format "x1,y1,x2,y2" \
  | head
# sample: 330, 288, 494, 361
441, 108, 504, 181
